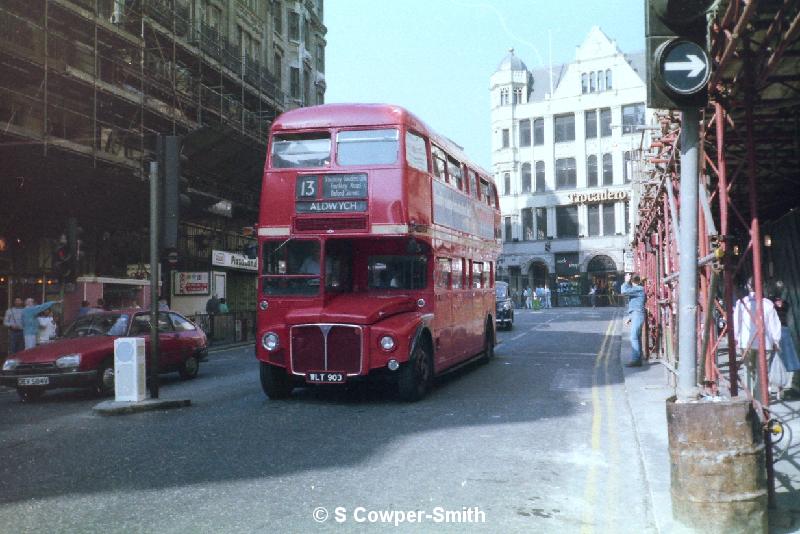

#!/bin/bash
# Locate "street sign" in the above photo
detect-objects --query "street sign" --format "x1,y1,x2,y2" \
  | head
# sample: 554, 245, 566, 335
166, 250, 178, 265
656, 39, 710, 96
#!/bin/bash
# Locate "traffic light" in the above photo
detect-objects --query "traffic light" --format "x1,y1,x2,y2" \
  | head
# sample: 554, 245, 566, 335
53, 219, 81, 281
646, 0, 714, 109
52, 235, 72, 280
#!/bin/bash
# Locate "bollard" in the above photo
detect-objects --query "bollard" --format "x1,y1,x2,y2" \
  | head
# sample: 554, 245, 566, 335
667, 396, 767, 533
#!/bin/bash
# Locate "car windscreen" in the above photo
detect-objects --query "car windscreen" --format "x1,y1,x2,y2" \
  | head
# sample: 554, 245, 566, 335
63, 314, 130, 338
495, 284, 508, 299
270, 133, 331, 168
336, 129, 399, 166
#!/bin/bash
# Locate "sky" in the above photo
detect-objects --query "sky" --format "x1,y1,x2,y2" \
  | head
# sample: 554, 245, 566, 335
324, 0, 646, 170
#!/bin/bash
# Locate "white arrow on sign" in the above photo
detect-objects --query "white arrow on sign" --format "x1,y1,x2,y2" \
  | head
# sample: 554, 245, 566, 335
664, 54, 706, 77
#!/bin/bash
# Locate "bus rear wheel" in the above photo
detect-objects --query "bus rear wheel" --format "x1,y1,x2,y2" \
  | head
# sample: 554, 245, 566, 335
260, 362, 294, 399
398, 342, 433, 402
479, 322, 494, 364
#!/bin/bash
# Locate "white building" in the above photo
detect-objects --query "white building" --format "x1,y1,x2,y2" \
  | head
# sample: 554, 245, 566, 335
490, 27, 653, 306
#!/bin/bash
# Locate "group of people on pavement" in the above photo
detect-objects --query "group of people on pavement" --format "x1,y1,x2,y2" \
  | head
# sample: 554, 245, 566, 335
621, 272, 800, 398
3, 298, 61, 354
517, 286, 551, 310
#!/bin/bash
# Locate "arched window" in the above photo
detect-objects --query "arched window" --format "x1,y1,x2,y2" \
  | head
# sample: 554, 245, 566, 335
587, 254, 617, 273
521, 163, 532, 193
597, 70, 605, 91
535, 161, 546, 192
587, 155, 598, 187
605, 69, 612, 90
590, 72, 596, 92
602, 153, 613, 185
581, 73, 588, 94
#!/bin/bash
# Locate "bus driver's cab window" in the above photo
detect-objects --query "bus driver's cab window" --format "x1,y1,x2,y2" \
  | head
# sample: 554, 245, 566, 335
262, 239, 321, 295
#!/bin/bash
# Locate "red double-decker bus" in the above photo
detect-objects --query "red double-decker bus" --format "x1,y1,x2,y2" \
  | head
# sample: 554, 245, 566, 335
256, 104, 501, 401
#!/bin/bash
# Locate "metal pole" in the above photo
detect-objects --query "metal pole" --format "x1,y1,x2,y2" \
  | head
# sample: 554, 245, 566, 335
714, 102, 738, 397
149, 158, 160, 399
677, 108, 700, 401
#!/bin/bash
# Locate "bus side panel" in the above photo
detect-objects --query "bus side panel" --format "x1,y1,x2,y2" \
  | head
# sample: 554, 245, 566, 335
406, 167, 433, 228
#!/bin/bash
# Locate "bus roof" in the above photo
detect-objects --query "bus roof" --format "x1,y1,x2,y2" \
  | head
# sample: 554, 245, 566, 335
271, 103, 492, 179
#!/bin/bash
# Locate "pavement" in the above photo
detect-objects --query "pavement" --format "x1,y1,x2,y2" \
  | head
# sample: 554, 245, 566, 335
617, 318, 800, 533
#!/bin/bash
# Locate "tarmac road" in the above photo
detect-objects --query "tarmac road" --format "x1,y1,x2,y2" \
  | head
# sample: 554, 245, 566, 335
0, 307, 655, 533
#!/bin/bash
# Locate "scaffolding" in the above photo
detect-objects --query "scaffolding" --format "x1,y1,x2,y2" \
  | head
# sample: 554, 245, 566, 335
0, 0, 285, 208
633, 0, 800, 505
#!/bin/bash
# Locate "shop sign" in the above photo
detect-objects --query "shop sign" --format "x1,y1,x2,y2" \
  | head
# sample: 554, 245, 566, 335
211, 250, 258, 272
567, 189, 629, 204
555, 253, 580, 276
174, 272, 210, 295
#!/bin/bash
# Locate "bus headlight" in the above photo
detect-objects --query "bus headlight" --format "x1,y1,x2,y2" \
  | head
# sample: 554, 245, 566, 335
262, 332, 280, 351
379, 335, 396, 352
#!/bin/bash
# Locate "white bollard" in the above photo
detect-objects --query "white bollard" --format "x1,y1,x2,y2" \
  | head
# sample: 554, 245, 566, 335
114, 337, 146, 402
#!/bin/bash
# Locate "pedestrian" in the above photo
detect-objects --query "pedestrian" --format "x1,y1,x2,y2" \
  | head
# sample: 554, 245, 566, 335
3, 297, 25, 355
206, 294, 220, 340
511, 288, 519, 309
524, 287, 532, 310
21, 298, 59, 350
620, 273, 646, 367
772, 287, 800, 395
589, 284, 597, 308
218, 298, 229, 313
37, 309, 57, 344
733, 278, 782, 400
77, 300, 92, 316
544, 285, 552, 309
206, 294, 220, 315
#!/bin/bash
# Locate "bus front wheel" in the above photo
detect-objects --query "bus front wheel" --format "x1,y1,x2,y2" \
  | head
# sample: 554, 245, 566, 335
398, 342, 433, 402
260, 362, 294, 399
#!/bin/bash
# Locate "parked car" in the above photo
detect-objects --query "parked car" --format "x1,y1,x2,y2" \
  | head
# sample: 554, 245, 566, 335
1, 310, 208, 401
495, 281, 514, 330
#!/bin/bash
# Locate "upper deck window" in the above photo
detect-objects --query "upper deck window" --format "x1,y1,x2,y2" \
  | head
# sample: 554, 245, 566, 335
336, 128, 399, 166
271, 133, 331, 168
447, 157, 463, 190
405, 131, 429, 172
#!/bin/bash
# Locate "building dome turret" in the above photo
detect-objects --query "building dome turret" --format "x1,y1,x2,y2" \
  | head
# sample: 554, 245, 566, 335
497, 48, 528, 72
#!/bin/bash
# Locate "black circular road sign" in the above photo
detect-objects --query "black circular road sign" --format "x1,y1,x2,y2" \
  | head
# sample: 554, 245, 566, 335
656, 39, 711, 96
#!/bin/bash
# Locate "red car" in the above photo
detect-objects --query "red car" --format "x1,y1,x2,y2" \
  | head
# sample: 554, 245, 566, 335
1, 310, 208, 401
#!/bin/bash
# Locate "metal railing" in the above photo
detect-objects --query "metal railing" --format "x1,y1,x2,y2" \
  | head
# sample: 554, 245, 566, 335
188, 311, 256, 346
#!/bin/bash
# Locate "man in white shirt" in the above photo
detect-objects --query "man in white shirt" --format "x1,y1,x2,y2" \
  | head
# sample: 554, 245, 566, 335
733, 278, 782, 399
3, 298, 25, 354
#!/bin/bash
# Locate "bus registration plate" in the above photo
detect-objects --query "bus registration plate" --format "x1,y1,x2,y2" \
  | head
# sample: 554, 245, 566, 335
306, 372, 346, 384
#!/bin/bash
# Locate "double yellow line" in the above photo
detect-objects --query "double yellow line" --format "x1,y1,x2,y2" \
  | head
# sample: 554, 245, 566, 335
580, 317, 619, 534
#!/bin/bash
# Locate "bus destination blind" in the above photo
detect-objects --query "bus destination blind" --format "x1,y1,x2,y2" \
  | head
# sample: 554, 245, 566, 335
295, 174, 367, 213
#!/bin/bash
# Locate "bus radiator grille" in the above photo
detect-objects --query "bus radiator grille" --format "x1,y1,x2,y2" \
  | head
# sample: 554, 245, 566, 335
290, 324, 363, 375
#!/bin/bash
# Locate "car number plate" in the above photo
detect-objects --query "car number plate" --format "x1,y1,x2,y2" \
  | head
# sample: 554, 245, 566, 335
305, 372, 346, 384
18, 376, 49, 386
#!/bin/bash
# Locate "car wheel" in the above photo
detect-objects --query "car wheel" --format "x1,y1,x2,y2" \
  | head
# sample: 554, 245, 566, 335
260, 362, 293, 399
179, 355, 200, 380
507, 318, 514, 331
17, 387, 45, 402
479, 321, 495, 364
93, 359, 115, 397
398, 340, 433, 402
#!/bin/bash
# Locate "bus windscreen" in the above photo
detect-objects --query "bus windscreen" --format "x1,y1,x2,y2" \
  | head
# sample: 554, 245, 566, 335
271, 133, 331, 168
336, 129, 399, 166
